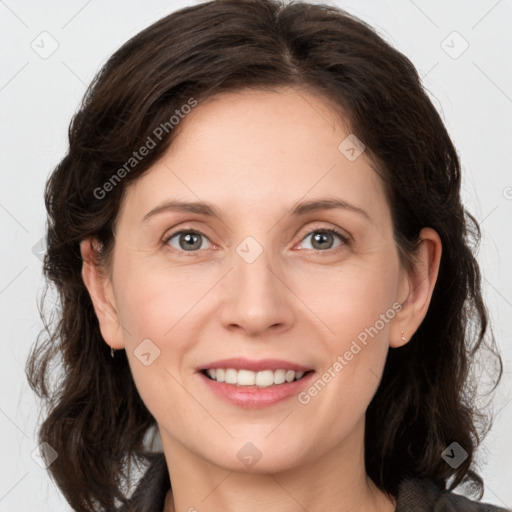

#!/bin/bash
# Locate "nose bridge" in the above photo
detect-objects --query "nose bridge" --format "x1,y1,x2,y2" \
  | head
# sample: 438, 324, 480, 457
222, 234, 293, 334
235, 236, 276, 293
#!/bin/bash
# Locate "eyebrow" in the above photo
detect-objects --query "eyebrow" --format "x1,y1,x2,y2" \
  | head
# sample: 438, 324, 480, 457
142, 197, 370, 223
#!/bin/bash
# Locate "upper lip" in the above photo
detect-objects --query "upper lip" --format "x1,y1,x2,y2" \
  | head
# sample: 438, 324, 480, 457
198, 358, 313, 373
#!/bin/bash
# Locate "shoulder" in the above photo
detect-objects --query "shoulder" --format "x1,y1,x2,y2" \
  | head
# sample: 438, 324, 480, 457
395, 477, 511, 512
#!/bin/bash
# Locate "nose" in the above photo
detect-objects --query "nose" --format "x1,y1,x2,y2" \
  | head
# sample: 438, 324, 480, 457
219, 242, 295, 337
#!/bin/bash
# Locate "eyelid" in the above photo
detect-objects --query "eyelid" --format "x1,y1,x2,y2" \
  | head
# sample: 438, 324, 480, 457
297, 222, 351, 243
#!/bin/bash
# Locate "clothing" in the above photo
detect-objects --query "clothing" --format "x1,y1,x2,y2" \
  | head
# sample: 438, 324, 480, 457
395, 477, 510, 511
121, 453, 510, 512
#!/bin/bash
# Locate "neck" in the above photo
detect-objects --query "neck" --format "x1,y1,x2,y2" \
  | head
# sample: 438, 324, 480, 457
161, 416, 396, 512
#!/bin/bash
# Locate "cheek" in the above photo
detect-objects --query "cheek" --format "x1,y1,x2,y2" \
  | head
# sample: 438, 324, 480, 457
306, 260, 398, 402
115, 273, 196, 424
312, 260, 399, 341
112, 264, 210, 407
114, 261, 206, 342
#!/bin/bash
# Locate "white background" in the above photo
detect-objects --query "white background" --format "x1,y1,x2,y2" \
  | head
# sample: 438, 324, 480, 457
1, 1, 511, 510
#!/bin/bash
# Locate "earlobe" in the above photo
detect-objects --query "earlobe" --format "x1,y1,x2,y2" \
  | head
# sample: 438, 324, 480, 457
390, 228, 442, 348
80, 238, 125, 350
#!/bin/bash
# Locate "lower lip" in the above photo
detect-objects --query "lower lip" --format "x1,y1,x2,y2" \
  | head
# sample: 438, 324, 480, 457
198, 371, 315, 408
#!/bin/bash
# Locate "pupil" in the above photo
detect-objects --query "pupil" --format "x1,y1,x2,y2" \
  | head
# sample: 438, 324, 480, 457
313, 232, 332, 250
181, 233, 200, 250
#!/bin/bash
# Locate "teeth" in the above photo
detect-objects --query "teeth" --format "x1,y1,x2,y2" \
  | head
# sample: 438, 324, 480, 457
238, 369, 255, 385
204, 368, 308, 387
225, 368, 238, 384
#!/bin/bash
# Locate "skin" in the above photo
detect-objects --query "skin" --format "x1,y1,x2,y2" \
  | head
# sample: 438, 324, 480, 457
81, 87, 442, 512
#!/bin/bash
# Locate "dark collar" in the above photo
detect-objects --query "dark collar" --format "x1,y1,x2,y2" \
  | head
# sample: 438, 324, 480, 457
395, 476, 510, 511
123, 453, 509, 512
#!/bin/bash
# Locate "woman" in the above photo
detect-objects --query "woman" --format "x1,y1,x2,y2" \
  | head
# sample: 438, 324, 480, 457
26, 0, 509, 511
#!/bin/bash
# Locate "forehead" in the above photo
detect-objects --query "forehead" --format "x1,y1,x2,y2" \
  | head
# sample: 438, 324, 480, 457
118, 87, 389, 227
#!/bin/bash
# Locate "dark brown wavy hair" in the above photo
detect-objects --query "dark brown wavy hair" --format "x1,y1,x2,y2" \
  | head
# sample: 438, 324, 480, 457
26, 0, 503, 510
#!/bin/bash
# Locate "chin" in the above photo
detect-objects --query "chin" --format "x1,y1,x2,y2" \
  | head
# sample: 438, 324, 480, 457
196, 436, 308, 475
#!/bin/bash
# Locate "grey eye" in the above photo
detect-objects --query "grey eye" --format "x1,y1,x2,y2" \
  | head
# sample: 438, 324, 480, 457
300, 230, 345, 251
167, 231, 210, 251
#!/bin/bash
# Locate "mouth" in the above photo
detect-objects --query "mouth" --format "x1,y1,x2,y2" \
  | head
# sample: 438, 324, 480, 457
200, 368, 314, 387
196, 357, 316, 407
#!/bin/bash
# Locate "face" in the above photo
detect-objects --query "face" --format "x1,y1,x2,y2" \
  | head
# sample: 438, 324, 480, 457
96, 87, 409, 473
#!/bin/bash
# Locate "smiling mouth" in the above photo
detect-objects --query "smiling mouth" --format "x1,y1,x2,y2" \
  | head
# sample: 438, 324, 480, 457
200, 368, 314, 387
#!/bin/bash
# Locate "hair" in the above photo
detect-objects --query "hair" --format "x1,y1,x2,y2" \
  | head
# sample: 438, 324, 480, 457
26, 0, 503, 510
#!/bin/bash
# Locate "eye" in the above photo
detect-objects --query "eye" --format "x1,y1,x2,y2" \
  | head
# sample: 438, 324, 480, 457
165, 229, 212, 253
163, 226, 349, 255
298, 228, 348, 253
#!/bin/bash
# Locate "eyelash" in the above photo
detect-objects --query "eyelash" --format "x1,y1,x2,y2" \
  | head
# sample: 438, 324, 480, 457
163, 226, 349, 256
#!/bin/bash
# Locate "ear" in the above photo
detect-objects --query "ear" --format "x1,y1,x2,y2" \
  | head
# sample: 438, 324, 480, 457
80, 238, 125, 350
390, 228, 442, 348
